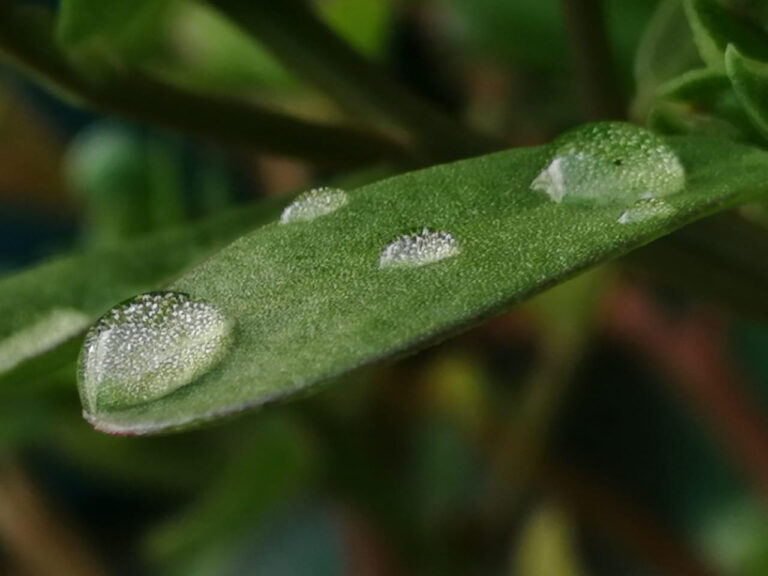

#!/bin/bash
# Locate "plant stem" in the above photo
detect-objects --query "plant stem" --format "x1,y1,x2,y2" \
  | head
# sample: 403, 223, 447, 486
603, 278, 768, 509
0, 461, 108, 576
207, 0, 501, 161
562, 0, 627, 120
0, 4, 408, 166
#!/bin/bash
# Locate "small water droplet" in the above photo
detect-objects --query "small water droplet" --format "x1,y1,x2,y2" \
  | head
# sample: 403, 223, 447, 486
379, 228, 460, 269
0, 308, 90, 373
617, 196, 676, 224
280, 187, 348, 224
78, 292, 232, 412
531, 123, 685, 205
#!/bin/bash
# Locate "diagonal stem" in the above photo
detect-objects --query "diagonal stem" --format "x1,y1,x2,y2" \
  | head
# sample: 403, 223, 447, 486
207, 0, 501, 161
0, 3, 409, 166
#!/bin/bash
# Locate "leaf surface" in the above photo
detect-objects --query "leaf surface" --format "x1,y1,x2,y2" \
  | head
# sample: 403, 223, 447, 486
726, 45, 768, 140
83, 133, 768, 434
0, 200, 285, 385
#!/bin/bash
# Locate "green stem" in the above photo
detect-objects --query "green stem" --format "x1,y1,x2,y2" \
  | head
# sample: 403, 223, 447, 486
0, 4, 408, 166
207, 0, 500, 161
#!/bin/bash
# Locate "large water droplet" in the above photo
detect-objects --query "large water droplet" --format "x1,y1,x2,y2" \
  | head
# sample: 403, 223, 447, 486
280, 187, 348, 224
379, 228, 460, 269
531, 123, 685, 205
0, 308, 90, 373
618, 196, 676, 224
78, 292, 232, 413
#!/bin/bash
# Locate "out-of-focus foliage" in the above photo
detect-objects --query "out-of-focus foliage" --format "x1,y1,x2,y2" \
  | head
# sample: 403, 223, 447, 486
2, 0, 768, 575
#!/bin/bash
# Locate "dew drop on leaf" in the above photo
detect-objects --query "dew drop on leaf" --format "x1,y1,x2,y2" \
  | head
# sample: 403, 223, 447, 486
280, 187, 348, 224
617, 196, 677, 224
78, 291, 232, 413
531, 122, 685, 205
0, 308, 90, 373
379, 228, 460, 269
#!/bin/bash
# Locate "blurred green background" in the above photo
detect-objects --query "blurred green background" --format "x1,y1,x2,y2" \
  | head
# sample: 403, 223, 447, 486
1, 0, 768, 574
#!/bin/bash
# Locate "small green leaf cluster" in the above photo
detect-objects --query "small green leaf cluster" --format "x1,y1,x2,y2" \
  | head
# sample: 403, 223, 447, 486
644, 0, 768, 144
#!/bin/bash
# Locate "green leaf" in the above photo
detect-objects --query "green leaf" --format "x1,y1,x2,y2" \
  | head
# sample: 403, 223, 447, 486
657, 68, 731, 101
146, 415, 317, 573
726, 44, 768, 140
0, 200, 285, 386
57, 0, 169, 58
648, 101, 750, 141
656, 66, 760, 141
684, 0, 768, 71
207, 0, 497, 161
318, 0, 392, 58
161, 1, 298, 92
436, 0, 565, 66
157, 0, 390, 94
82, 131, 768, 435
633, 0, 700, 119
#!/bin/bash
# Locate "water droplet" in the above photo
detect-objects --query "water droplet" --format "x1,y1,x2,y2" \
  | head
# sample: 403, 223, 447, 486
280, 187, 348, 224
379, 228, 460, 269
531, 122, 685, 205
0, 308, 90, 373
78, 292, 232, 412
617, 196, 676, 224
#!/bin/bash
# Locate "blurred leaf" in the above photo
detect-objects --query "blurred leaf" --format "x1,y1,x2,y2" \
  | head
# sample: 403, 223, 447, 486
0, 2, 406, 164
161, 1, 298, 92
648, 101, 749, 140
208, 0, 495, 161
605, 0, 660, 74
43, 412, 229, 491
155, 0, 390, 95
0, 198, 287, 386
66, 123, 155, 244
437, 0, 564, 67
411, 417, 482, 532
422, 352, 489, 433
657, 68, 731, 101
220, 505, 345, 576
633, 0, 700, 119
514, 503, 587, 576
726, 45, 768, 140
82, 131, 768, 434
697, 500, 768, 576
684, 0, 768, 71
57, 0, 170, 59
147, 415, 318, 575
525, 268, 606, 347
656, 66, 759, 141
319, 0, 391, 58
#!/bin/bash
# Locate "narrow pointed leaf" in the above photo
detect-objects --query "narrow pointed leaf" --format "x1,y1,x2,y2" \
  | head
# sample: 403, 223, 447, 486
81, 132, 768, 435
726, 45, 768, 139
657, 65, 759, 142
684, 0, 768, 71
57, 0, 164, 49
657, 68, 730, 101
633, 0, 700, 118
0, 200, 285, 385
